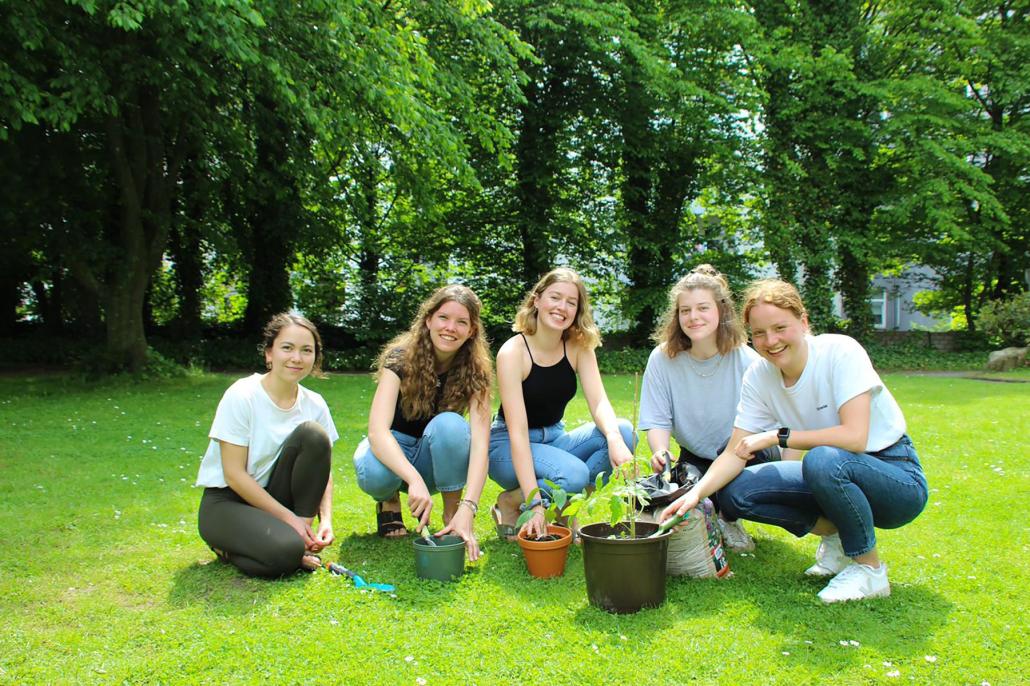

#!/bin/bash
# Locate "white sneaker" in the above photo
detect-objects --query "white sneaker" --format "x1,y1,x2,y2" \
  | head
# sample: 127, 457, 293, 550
718, 517, 756, 553
817, 563, 890, 603
804, 533, 849, 577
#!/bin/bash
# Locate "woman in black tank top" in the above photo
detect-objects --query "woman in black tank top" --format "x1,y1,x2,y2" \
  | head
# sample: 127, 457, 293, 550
488, 268, 637, 540
353, 285, 493, 560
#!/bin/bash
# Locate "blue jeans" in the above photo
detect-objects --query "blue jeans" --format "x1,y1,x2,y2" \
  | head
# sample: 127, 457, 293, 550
720, 435, 928, 557
488, 416, 637, 497
353, 412, 471, 501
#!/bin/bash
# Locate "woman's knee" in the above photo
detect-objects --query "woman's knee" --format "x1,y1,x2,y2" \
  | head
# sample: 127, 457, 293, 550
426, 412, 471, 456
801, 446, 846, 486
296, 420, 331, 466
718, 478, 750, 521
551, 459, 590, 494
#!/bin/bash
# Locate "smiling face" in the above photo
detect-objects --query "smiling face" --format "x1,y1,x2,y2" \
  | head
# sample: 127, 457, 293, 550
747, 302, 809, 377
677, 288, 720, 347
264, 324, 316, 383
534, 281, 580, 333
425, 299, 473, 359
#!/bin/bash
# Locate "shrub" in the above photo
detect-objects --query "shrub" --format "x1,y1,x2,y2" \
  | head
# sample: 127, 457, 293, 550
978, 293, 1030, 348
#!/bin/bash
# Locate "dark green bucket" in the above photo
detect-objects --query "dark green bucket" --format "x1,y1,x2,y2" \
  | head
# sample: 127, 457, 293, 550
413, 535, 466, 581
580, 521, 671, 613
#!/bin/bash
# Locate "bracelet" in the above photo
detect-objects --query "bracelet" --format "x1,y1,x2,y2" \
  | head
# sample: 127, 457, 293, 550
518, 498, 545, 513
458, 498, 478, 515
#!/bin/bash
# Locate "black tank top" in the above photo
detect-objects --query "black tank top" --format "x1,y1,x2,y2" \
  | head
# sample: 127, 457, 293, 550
384, 349, 447, 439
499, 333, 577, 428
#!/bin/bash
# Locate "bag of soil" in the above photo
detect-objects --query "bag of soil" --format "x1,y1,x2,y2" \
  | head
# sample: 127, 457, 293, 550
639, 498, 731, 579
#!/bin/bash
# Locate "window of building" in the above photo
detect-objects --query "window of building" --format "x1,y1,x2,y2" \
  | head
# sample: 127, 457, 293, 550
869, 289, 887, 329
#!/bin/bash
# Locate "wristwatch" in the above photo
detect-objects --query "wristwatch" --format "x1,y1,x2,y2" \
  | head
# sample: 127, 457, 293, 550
777, 427, 791, 449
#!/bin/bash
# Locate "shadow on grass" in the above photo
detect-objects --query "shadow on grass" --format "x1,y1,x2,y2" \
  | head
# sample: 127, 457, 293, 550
694, 537, 954, 668
168, 559, 318, 615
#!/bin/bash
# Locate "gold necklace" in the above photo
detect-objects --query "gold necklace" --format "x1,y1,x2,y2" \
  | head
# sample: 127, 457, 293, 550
684, 351, 722, 378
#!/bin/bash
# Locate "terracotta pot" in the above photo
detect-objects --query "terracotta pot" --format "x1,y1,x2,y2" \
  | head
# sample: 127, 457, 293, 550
516, 525, 573, 579
413, 535, 466, 581
579, 521, 671, 613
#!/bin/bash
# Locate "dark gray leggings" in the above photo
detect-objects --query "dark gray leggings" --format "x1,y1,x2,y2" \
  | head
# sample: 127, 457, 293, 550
198, 421, 331, 578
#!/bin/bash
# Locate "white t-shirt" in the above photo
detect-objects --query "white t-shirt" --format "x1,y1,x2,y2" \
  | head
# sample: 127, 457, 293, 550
195, 373, 339, 488
639, 344, 761, 459
735, 334, 906, 452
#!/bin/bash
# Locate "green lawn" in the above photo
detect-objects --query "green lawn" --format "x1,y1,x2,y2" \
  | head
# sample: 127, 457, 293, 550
0, 372, 1026, 684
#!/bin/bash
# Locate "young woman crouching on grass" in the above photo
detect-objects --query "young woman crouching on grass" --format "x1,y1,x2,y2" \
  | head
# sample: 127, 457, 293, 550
353, 285, 492, 560
639, 264, 779, 553
660, 279, 928, 603
489, 267, 636, 540
196, 313, 338, 577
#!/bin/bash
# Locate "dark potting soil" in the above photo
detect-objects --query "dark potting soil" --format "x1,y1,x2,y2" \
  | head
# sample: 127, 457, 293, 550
532, 534, 562, 542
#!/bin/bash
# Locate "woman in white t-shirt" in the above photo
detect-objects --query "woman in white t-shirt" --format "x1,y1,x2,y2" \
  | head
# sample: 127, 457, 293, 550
661, 279, 927, 603
196, 313, 339, 577
639, 264, 777, 552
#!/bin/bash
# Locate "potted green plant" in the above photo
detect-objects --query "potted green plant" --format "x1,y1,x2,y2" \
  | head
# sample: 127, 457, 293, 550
563, 455, 674, 613
513, 482, 574, 579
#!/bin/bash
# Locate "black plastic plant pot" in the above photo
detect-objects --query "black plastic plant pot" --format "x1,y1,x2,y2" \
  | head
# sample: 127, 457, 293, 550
579, 521, 671, 614
413, 535, 466, 582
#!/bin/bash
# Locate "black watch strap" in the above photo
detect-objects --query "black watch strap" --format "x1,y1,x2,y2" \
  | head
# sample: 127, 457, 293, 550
777, 427, 791, 449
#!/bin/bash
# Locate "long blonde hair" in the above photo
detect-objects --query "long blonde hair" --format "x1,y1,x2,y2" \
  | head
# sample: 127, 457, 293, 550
513, 267, 601, 350
375, 284, 493, 419
652, 264, 746, 357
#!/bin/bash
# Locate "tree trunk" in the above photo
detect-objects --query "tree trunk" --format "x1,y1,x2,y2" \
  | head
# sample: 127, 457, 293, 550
243, 95, 297, 334
168, 153, 205, 339
514, 74, 560, 290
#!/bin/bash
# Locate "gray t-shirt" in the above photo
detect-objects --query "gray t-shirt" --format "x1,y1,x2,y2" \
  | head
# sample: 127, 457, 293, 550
639, 344, 760, 459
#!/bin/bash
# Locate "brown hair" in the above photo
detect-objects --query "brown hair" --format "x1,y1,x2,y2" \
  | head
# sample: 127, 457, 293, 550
260, 312, 327, 379
652, 264, 746, 357
513, 267, 602, 350
376, 284, 493, 419
741, 279, 809, 326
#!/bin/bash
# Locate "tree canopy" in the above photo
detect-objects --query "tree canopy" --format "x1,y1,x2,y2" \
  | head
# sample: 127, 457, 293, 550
2, 0, 1026, 369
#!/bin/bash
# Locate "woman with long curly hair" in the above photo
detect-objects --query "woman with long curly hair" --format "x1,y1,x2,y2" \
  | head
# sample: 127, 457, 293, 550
353, 284, 493, 559
489, 267, 635, 540
639, 264, 779, 552
660, 279, 928, 603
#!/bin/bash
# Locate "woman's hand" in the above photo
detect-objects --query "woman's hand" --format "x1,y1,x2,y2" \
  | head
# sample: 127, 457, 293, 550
407, 478, 434, 531
650, 448, 672, 474
519, 506, 547, 539
734, 430, 777, 459
660, 487, 700, 524
284, 513, 317, 549
608, 435, 635, 469
310, 520, 334, 553
438, 506, 480, 561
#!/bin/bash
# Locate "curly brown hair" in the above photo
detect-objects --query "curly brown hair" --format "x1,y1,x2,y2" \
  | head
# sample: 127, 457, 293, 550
260, 312, 327, 379
652, 264, 747, 357
513, 267, 602, 350
375, 284, 493, 420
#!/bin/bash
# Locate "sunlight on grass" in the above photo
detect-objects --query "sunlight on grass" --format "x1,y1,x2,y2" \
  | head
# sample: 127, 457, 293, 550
0, 372, 1026, 684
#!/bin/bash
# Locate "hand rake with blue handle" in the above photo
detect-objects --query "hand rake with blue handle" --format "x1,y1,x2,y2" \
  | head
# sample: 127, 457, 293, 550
325, 562, 396, 592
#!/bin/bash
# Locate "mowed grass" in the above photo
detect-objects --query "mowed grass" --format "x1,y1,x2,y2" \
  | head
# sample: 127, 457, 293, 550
0, 371, 1026, 685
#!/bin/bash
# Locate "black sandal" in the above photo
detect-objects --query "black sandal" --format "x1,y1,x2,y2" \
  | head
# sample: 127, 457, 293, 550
376, 501, 407, 538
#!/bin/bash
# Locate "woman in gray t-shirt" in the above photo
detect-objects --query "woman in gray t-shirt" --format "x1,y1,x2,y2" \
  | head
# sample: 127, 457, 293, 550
639, 265, 777, 551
